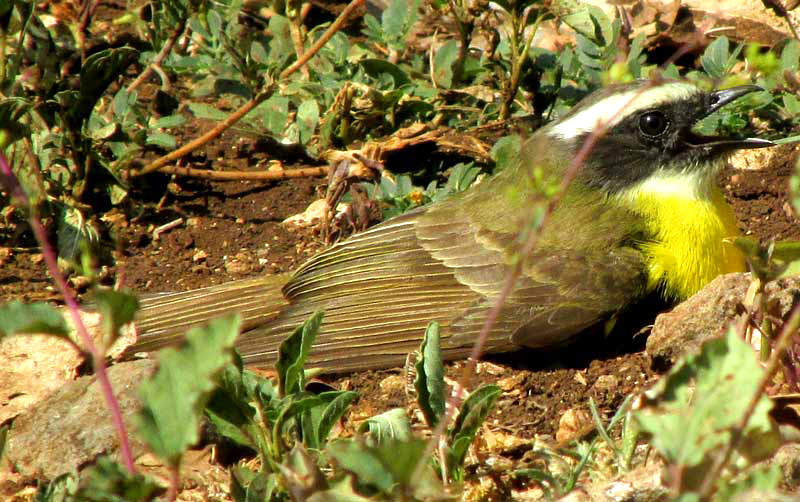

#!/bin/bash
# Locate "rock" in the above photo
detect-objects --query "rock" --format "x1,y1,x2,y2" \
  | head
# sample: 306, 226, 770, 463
556, 407, 591, 444
591, 375, 619, 393
0, 334, 83, 425
578, 0, 798, 46
588, 464, 667, 502
558, 488, 592, 501
4, 359, 156, 481
0, 311, 135, 424
647, 273, 800, 367
773, 443, 800, 491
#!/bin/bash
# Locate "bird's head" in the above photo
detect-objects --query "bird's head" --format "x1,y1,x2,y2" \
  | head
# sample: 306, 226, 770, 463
541, 80, 774, 196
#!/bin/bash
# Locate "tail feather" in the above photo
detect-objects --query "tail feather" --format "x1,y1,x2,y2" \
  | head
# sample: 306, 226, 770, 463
127, 275, 290, 355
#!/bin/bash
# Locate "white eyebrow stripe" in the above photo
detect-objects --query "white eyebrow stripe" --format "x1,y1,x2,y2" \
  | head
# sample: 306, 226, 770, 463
547, 83, 700, 140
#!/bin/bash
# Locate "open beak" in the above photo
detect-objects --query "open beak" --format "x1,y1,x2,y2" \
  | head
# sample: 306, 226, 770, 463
687, 85, 774, 150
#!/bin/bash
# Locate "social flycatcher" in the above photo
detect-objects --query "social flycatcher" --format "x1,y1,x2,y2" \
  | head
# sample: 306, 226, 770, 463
130, 80, 773, 372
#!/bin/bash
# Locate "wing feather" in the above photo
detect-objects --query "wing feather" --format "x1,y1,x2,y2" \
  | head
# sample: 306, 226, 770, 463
133, 149, 650, 372
237, 174, 649, 371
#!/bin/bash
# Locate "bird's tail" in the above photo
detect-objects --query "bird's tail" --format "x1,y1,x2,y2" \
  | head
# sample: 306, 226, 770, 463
126, 275, 290, 356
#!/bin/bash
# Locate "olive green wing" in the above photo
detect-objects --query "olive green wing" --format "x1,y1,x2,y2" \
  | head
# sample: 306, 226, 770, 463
129, 276, 289, 355
236, 184, 649, 372
416, 185, 649, 350
236, 209, 487, 371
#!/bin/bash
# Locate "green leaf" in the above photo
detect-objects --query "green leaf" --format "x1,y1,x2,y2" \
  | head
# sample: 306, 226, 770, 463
108, 184, 128, 205
315, 390, 358, 446
250, 40, 269, 65
326, 438, 434, 495
491, 135, 522, 171
206, 9, 222, 38
432, 40, 459, 88
36, 473, 77, 502
626, 34, 646, 78
634, 328, 778, 489
296, 100, 319, 145
358, 408, 412, 444
772, 241, 800, 278
0, 97, 31, 147
65, 47, 138, 129
249, 378, 280, 413
362, 13, 382, 43
0, 425, 8, 461
276, 311, 323, 396
441, 163, 480, 196
145, 132, 177, 149
204, 355, 262, 450
268, 15, 292, 67
308, 475, 371, 502
783, 95, 800, 116
89, 122, 121, 141
80, 48, 139, 99
560, 5, 611, 46
230, 466, 281, 502
113, 88, 135, 119
735, 238, 800, 282
359, 59, 410, 88
620, 404, 639, 470
662, 63, 680, 79
781, 40, 799, 72
93, 289, 139, 340
75, 456, 162, 502
382, 0, 419, 48
701, 36, 730, 79
0, 300, 69, 338
57, 205, 99, 262
150, 114, 185, 129
415, 322, 446, 428
185, 102, 229, 121
319, 31, 349, 66
136, 315, 240, 467
447, 384, 501, 472
260, 95, 290, 137
274, 393, 325, 448
591, 6, 614, 47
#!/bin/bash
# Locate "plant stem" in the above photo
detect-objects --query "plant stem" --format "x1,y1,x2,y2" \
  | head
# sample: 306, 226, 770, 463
698, 302, 800, 498
500, 11, 541, 120
157, 164, 328, 180
288, 0, 310, 79
279, 0, 366, 81
134, 0, 366, 178
134, 88, 273, 176
0, 154, 137, 474
128, 16, 187, 93
448, 0, 472, 88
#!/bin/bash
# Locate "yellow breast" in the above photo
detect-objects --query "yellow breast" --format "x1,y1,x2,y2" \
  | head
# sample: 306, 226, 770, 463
616, 171, 746, 300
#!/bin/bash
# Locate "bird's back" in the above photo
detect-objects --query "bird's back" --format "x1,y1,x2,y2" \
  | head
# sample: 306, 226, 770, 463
235, 146, 650, 371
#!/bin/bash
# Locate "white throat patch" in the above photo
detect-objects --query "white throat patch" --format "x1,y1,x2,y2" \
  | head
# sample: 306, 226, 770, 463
547, 83, 700, 140
614, 162, 723, 203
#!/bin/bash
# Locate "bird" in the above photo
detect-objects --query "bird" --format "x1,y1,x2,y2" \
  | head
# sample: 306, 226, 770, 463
129, 79, 774, 373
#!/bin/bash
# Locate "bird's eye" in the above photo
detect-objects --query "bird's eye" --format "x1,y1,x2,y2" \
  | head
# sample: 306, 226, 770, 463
638, 111, 668, 137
